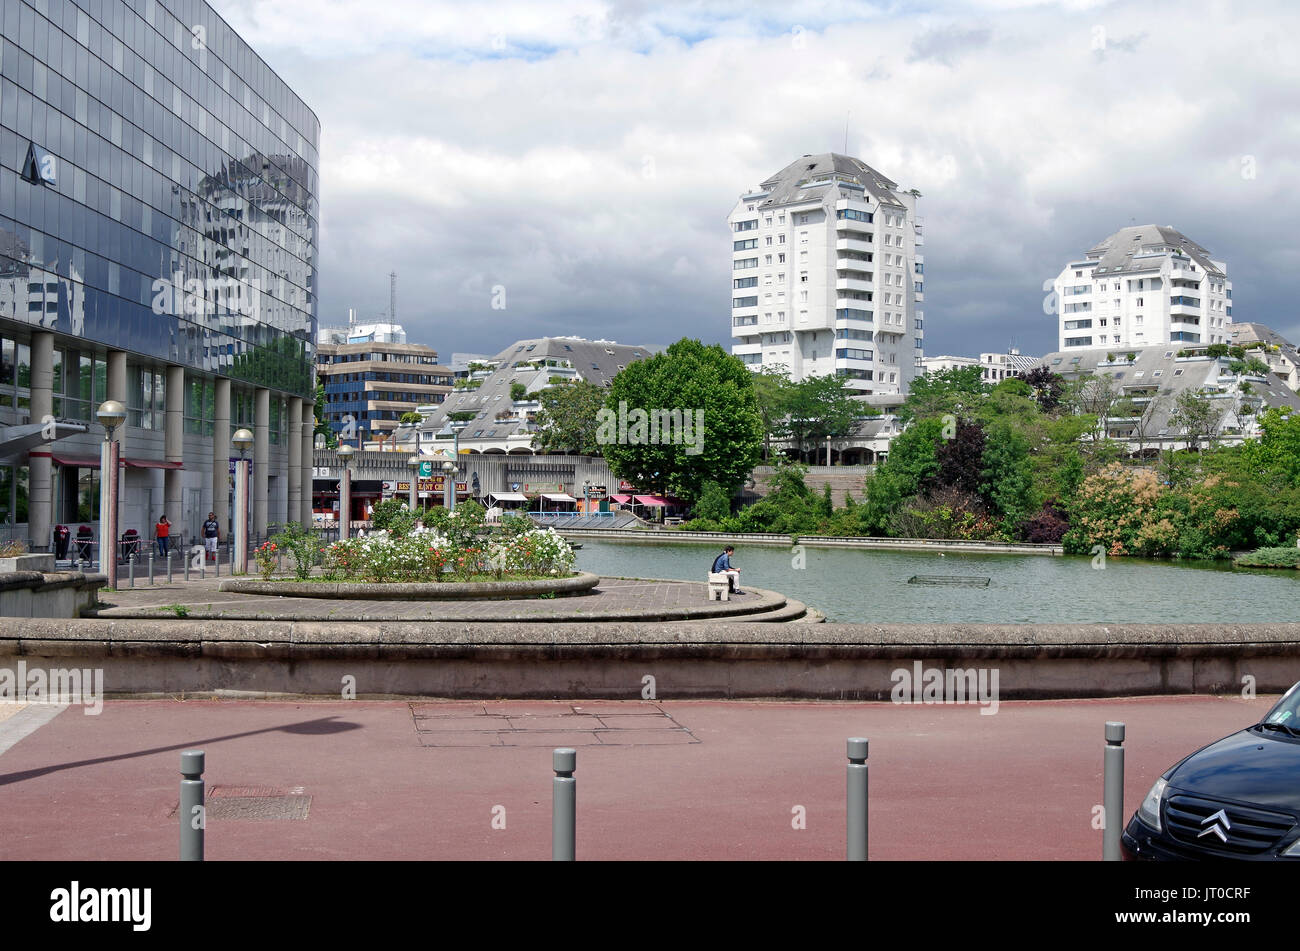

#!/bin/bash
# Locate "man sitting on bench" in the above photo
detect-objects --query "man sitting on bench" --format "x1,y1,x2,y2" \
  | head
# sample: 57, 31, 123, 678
711, 545, 743, 594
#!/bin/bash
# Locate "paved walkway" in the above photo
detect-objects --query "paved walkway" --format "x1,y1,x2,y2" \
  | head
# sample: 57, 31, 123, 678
0, 693, 1271, 860
89, 576, 811, 622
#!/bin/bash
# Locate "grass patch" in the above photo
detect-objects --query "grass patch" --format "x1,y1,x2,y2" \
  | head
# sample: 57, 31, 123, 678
1233, 547, 1300, 569
160, 603, 191, 617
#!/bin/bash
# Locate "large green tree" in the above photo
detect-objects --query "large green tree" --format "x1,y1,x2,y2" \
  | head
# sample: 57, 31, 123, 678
896, 365, 987, 425
749, 366, 792, 462
784, 373, 872, 460
600, 339, 763, 503
533, 380, 607, 455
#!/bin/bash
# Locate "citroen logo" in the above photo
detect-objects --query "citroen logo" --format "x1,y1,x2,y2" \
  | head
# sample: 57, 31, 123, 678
1197, 809, 1232, 843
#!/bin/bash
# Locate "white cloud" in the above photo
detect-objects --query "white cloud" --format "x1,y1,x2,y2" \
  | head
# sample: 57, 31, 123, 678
211, 0, 1300, 358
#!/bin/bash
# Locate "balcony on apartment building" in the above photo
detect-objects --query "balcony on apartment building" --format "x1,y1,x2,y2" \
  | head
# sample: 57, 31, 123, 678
835, 277, 874, 294
836, 237, 874, 254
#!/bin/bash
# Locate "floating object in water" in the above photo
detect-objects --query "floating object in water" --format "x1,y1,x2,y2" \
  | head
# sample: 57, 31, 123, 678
907, 575, 990, 587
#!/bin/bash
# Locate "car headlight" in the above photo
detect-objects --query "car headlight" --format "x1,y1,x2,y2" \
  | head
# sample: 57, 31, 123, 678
1137, 778, 1168, 832
1283, 837, 1300, 856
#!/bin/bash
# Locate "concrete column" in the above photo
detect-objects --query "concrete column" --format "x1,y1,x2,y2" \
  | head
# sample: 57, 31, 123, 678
212, 378, 230, 533
164, 365, 184, 536
253, 387, 269, 537
287, 398, 302, 528
28, 332, 54, 552
301, 401, 314, 527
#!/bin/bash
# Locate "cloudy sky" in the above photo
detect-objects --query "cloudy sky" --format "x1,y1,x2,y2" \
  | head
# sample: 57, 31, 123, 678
213, 0, 1299, 360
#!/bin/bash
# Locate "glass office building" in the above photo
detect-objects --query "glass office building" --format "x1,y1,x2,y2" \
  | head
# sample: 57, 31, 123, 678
0, 0, 318, 552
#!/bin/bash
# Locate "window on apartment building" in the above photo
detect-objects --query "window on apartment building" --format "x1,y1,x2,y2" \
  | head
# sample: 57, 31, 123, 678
779, 234, 786, 244
800, 272, 808, 283
1136, 297, 1144, 307
800, 291, 809, 303
765, 236, 773, 246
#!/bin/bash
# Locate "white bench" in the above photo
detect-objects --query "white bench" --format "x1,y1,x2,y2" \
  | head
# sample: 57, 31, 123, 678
707, 572, 731, 602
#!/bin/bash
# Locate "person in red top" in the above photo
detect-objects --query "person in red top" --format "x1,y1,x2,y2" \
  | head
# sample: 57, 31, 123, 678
155, 515, 170, 558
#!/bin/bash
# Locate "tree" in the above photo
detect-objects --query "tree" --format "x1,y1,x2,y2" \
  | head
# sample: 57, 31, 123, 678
533, 380, 607, 455
1069, 374, 1121, 442
510, 382, 527, 402
934, 419, 986, 494
860, 417, 943, 533
1023, 365, 1065, 412
693, 481, 732, 521
783, 373, 868, 461
600, 339, 763, 503
1169, 390, 1225, 451
749, 365, 792, 462
897, 366, 987, 425
399, 411, 423, 425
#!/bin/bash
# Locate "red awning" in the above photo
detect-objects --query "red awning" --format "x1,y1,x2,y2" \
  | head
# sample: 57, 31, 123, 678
124, 459, 182, 469
52, 455, 102, 469
610, 494, 632, 503
634, 495, 668, 506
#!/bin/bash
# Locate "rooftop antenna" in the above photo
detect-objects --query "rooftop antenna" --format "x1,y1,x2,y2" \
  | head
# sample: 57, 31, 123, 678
389, 271, 397, 323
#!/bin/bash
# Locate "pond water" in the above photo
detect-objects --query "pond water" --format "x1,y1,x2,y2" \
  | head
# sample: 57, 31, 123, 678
574, 538, 1300, 624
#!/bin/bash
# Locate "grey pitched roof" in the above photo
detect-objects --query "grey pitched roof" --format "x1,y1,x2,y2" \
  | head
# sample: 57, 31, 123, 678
752, 153, 907, 210
1040, 344, 1300, 438
1085, 224, 1224, 278
417, 337, 653, 444
1231, 322, 1299, 356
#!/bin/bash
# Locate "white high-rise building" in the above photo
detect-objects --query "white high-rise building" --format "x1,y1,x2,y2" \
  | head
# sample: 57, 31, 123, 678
727, 154, 925, 396
1052, 225, 1233, 352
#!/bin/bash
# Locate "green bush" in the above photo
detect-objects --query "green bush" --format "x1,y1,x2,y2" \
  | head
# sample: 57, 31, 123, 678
270, 522, 318, 580
1234, 547, 1300, 568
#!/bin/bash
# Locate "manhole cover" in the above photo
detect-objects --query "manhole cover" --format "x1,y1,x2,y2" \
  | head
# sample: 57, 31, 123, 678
170, 785, 311, 821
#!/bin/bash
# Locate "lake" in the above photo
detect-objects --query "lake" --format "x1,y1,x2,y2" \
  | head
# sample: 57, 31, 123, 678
574, 538, 1300, 624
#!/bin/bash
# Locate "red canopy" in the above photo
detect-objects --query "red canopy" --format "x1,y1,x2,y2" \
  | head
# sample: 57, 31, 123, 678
634, 495, 668, 506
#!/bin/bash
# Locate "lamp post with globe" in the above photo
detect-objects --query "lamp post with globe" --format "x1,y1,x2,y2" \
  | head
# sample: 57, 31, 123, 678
95, 400, 126, 588
231, 427, 254, 574
337, 443, 355, 540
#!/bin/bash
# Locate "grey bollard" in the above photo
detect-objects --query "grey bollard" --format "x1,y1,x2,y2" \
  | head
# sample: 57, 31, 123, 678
166, 550, 173, 584
180, 750, 205, 861
1103, 721, 1125, 861
552, 748, 576, 861
847, 737, 869, 861
184, 549, 190, 582
128, 552, 135, 587
148, 549, 154, 585
215, 544, 221, 577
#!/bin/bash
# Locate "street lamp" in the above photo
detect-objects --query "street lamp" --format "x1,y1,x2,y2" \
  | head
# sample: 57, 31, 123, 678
407, 454, 421, 511
231, 427, 254, 574
442, 459, 456, 513
95, 400, 126, 588
583, 478, 592, 515
337, 443, 355, 541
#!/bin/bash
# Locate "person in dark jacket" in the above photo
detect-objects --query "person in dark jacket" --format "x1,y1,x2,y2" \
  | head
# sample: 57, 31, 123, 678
711, 545, 743, 594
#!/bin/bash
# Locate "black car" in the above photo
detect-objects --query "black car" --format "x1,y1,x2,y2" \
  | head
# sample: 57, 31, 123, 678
1123, 682, 1300, 860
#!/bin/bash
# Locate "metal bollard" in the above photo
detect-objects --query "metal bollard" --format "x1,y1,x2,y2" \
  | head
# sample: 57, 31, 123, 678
148, 549, 155, 585
180, 750, 205, 861
1103, 722, 1125, 861
166, 550, 173, 584
128, 552, 136, 587
847, 737, 868, 861
184, 549, 190, 582
215, 544, 221, 577
552, 748, 576, 861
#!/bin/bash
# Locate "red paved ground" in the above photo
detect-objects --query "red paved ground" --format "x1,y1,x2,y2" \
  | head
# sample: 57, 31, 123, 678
0, 694, 1272, 860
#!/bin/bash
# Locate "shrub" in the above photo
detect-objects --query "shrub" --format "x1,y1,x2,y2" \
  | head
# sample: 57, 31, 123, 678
370, 498, 416, 536
1234, 547, 1300, 568
254, 541, 278, 580
271, 522, 317, 580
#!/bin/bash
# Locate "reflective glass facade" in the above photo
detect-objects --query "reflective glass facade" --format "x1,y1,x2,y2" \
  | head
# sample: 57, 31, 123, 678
0, 0, 318, 397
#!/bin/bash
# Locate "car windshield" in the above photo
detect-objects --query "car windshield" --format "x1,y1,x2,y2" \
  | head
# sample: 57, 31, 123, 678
1259, 682, 1300, 731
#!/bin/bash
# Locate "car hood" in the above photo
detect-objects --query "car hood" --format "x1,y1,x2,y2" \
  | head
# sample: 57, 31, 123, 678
1169, 728, 1300, 813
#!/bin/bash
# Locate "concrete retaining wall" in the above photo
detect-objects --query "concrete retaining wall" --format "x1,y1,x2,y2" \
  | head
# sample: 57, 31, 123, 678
219, 572, 600, 601
1, 619, 1297, 700
0, 568, 106, 618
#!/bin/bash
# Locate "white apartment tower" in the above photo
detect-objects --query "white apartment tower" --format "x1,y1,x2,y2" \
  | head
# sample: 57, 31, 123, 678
1052, 225, 1232, 352
728, 154, 925, 395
